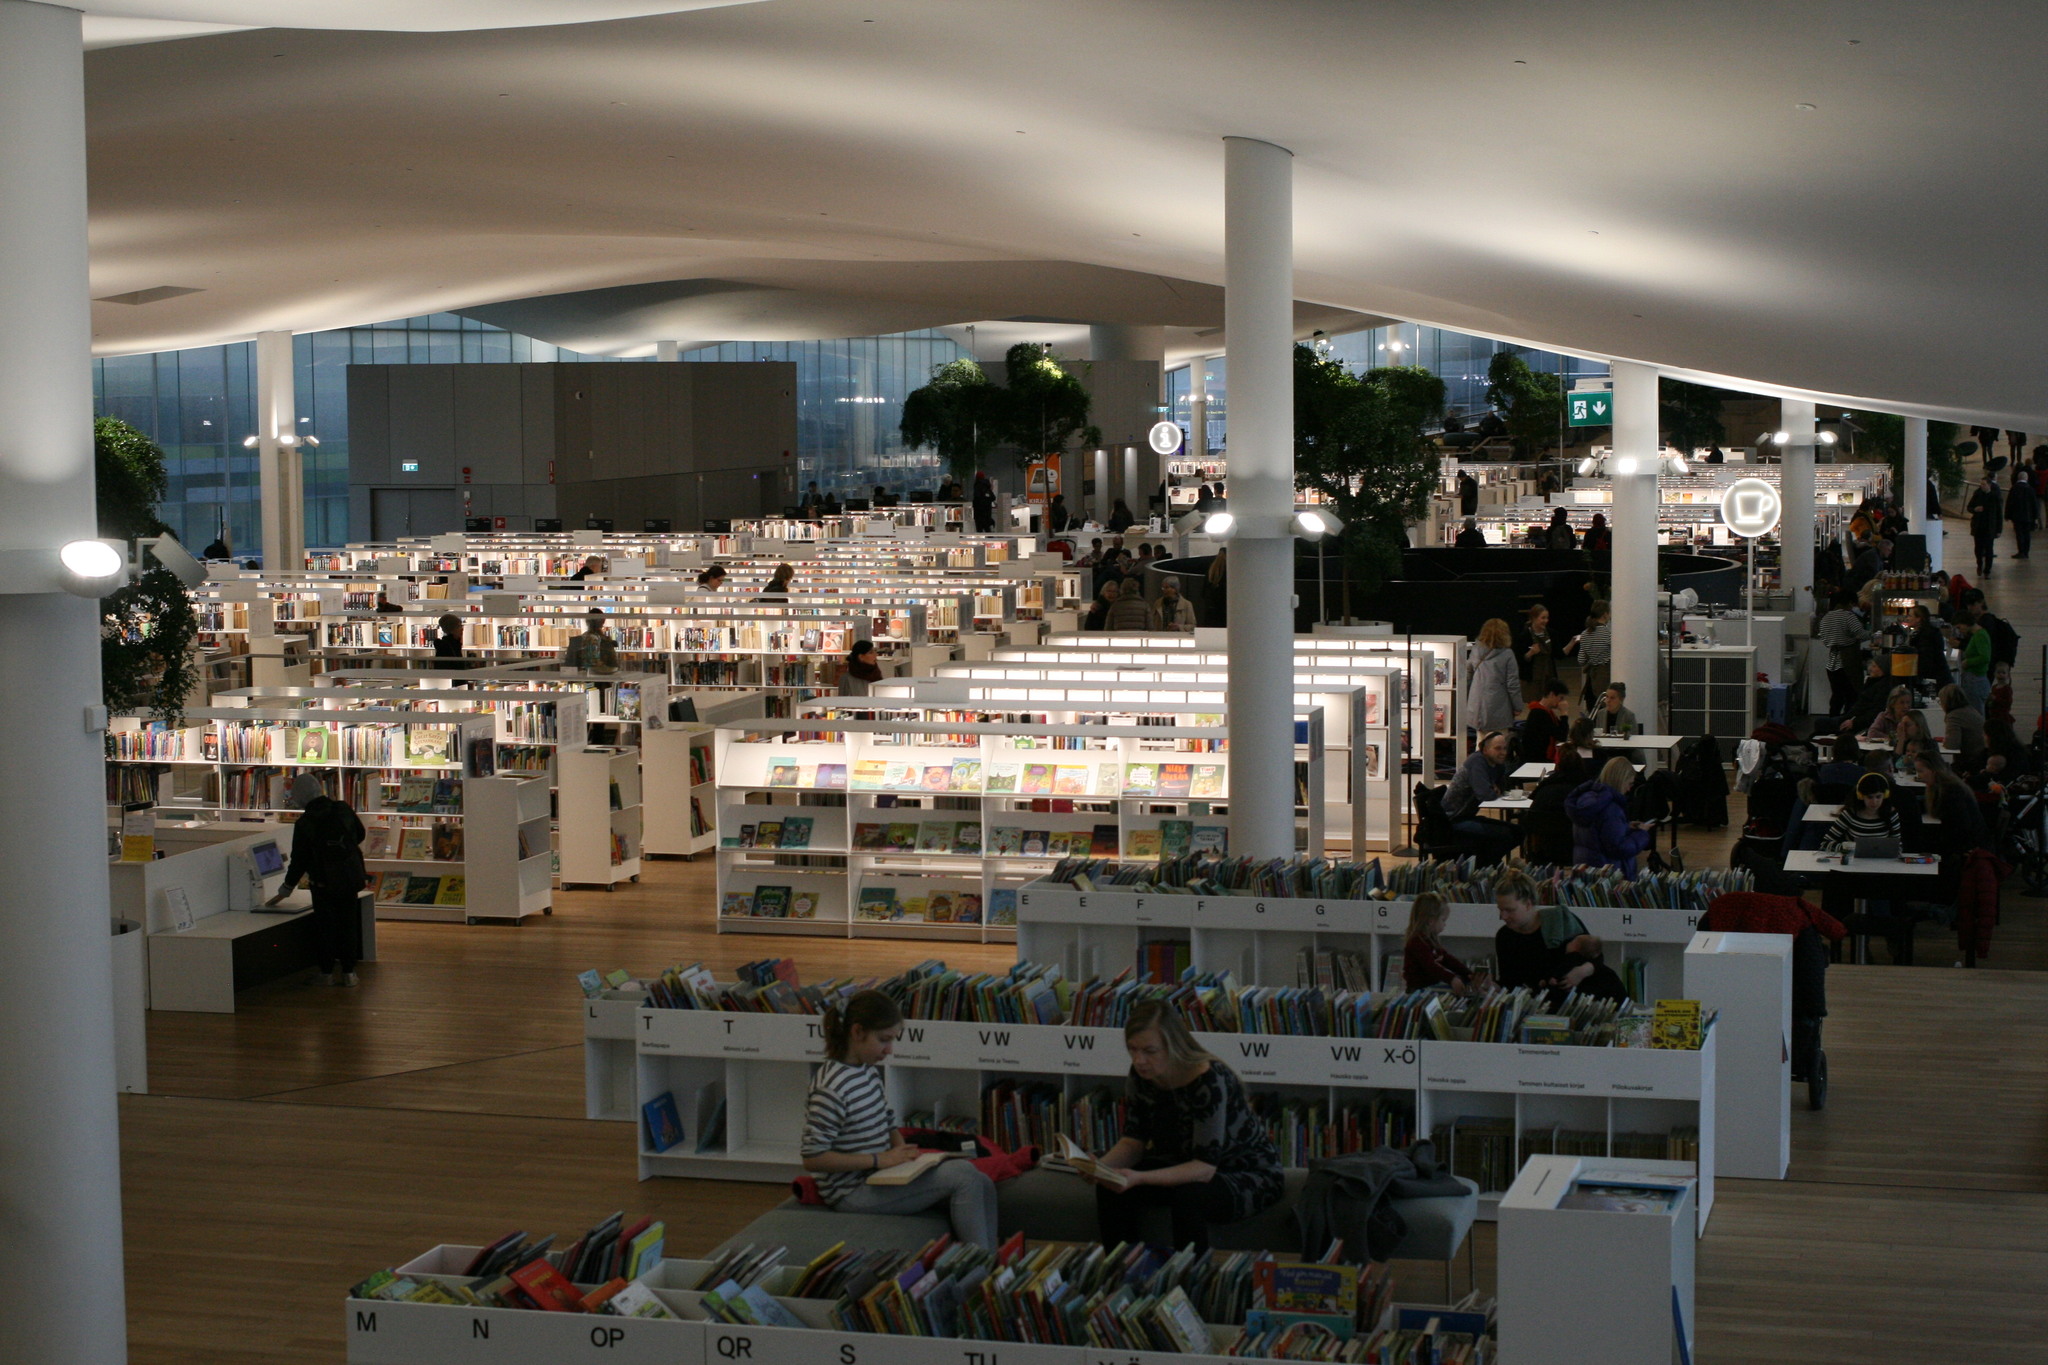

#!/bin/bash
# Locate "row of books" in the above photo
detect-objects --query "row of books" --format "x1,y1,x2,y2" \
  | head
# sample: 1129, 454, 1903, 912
893, 962, 1064, 1023
363, 819, 463, 862
499, 744, 552, 773
373, 872, 466, 907
1250, 1095, 1416, 1167
853, 886, 992, 924
1047, 853, 1751, 913
740, 757, 1235, 799
852, 819, 981, 854
720, 886, 824, 919
349, 1212, 668, 1317
981, 1080, 1127, 1154
724, 816, 820, 849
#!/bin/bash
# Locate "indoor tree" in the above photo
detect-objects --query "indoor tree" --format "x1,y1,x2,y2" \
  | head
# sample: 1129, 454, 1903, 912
1293, 345, 1444, 601
1842, 411, 1967, 511
900, 343, 1100, 480
96, 416, 199, 722
1483, 351, 1563, 459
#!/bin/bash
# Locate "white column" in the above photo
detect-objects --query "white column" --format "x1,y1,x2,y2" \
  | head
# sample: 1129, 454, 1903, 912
656, 339, 679, 362
255, 329, 302, 570
1780, 398, 1816, 614
1609, 361, 1661, 715
1122, 446, 1139, 522
1904, 416, 1938, 572
1092, 448, 1109, 523
0, 4, 129, 1362
1223, 135, 1298, 860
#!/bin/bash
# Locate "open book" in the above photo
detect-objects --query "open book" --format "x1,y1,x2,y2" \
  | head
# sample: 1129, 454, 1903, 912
1051, 1134, 1131, 1190
865, 1150, 970, 1187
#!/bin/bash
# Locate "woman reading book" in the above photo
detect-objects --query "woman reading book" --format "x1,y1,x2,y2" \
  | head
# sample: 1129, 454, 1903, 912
1082, 1000, 1283, 1252
1492, 868, 1628, 1004
799, 990, 998, 1248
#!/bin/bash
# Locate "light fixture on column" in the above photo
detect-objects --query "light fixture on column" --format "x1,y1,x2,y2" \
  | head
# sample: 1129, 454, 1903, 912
1202, 511, 1236, 538
1293, 507, 1344, 540
243, 431, 317, 448
56, 539, 127, 597
1757, 428, 1836, 450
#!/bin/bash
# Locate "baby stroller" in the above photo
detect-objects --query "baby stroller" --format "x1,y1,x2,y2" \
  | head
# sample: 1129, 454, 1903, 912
1700, 891, 1844, 1110
1998, 774, 2048, 895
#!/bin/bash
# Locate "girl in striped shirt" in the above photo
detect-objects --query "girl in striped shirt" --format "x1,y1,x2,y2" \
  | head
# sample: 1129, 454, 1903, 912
800, 990, 998, 1247
1821, 772, 1903, 852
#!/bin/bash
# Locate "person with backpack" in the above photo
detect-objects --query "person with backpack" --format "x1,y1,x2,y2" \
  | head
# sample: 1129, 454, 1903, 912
266, 773, 369, 986
562, 609, 620, 674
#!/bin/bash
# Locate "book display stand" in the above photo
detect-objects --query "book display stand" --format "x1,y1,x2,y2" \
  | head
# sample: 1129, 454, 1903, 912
107, 708, 550, 924
559, 744, 643, 891
710, 710, 1325, 943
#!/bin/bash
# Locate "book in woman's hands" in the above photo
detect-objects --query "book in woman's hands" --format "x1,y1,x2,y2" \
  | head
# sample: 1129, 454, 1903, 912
864, 1150, 968, 1186
1052, 1134, 1130, 1189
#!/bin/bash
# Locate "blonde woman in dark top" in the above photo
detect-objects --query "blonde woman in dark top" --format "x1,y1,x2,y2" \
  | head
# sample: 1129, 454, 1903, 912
1084, 1001, 1283, 1251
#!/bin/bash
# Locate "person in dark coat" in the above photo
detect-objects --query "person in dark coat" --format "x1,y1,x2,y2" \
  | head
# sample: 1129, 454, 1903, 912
971, 473, 996, 532
2006, 469, 2038, 560
1453, 516, 1487, 548
1492, 869, 1629, 1003
1520, 749, 1590, 865
266, 773, 369, 986
1566, 757, 1656, 877
1457, 470, 1479, 516
1967, 473, 2003, 576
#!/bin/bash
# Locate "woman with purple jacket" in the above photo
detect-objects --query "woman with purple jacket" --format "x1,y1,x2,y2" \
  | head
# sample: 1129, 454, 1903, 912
1565, 756, 1657, 876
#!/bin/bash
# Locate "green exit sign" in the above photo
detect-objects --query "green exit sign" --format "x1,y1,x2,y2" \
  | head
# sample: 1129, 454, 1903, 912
1568, 391, 1614, 427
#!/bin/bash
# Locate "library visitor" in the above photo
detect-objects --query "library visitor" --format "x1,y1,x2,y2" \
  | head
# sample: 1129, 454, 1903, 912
972, 473, 996, 532
695, 564, 727, 590
1862, 684, 1916, 742
1519, 678, 1570, 764
1465, 618, 1523, 733
1492, 870, 1628, 1003
1564, 599, 1613, 708
1086, 1001, 1284, 1253
372, 589, 403, 613
1403, 893, 1476, 993
265, 774, 369, 987
837, 640, 885, 696
1155, 577, 1197, 632
1939, 684, 1987, 764
1514, 603, 1559, 704
1520, 748, 1590, 865
1453, 516, 1487, 548
1566, 756, 1657, 877
1907, 603, 1954, 686
562, 610, 620, 674
1439, 730, 1522, 861
1820, 772, 1902, 852
1083, 580, 1119, 630
1107, 498, 1138, 533
800, 990, 998, 1248
1104, 575, 1158, 631
756, 563, 796, 602
1816, 731, 1867, 792
431, 613, 463, 666
568, 554, 604, 582
1595, 681, 1637, 737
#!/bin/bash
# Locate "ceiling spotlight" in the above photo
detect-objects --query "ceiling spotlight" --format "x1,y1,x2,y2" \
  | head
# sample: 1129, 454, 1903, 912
1669, 455, 1690, 475
241, 435, 260, 448
303, 435, 321, 447
1771, 430, 1791, 446
1577, 456, 1599, 476
57, 539, 128, 598
1817, 430, 1838, 446
1294, 508, 1344, 539
1202, 511, 1235, 538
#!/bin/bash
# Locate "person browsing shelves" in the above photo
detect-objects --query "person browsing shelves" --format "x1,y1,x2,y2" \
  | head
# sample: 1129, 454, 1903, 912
800, 990, 998, 1247
1083, 1001, 1283, 1252
265, 773, 369, 986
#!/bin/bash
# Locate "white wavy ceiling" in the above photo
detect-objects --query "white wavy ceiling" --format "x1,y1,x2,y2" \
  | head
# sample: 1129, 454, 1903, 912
80, 0, 2048, 425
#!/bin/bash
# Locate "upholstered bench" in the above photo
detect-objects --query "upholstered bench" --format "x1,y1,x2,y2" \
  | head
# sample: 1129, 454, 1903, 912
710, 1167, 1480, 1293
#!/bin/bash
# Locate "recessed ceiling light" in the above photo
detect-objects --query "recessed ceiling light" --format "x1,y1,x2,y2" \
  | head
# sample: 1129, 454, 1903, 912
1513, 59, 1527, 64
1796, 102, 1817, 110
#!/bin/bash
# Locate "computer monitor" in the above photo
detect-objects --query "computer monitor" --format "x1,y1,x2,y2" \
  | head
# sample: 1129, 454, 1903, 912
876, 494, 900, 508
249, 839, 285, 877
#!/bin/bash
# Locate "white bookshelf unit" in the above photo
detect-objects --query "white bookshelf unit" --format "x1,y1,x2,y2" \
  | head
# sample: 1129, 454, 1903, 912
106, 708, 549, 924
558, 745, 643, 890
641, 723, 719, 858
710, 711, 1325, 943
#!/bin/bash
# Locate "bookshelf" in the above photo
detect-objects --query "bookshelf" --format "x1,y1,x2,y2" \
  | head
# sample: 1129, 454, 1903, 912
559, 745, 643, 890
642, 722, 719, 858
710, 711, 1325, 943
106, 708, 550, 924
1668, 645, 1757, 741
623, 999, 1715, 1228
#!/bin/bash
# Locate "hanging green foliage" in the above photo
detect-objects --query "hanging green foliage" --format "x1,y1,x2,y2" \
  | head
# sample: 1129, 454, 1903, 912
1658, 379, 1731, 454
900, 344, 1101, 479
1843, 411, 1968, 502
1294, 347, 1444, 596
95, 417, 200, 724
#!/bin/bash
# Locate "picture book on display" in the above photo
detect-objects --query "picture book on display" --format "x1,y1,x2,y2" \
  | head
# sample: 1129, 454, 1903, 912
751, 885, 792, 918
855, 887, 898, 921
721, 890, 755, 918
642, 1091, 684, 1153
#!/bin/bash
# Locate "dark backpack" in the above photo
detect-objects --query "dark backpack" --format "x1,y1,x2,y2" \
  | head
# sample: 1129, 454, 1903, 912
1985, 613, 2021, 668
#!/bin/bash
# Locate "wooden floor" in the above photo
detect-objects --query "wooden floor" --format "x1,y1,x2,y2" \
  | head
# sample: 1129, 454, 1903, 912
119, 519, 2048, 1362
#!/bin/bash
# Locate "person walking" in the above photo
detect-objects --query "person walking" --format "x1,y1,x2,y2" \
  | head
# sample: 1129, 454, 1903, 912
1467, 618, 1525, 734
1544, 507, 1576, 550
1815, 589, 1873, 715
562, 609, 620, 673
1967, 473, 2003, 576
2007, 467, 2038, 560
431, 613, 464, 669
1564, 599, 1612, 709
1457, 469, 1479, 517
266, 773, 369, 986
971, 473, 996, 532
1515, 603, 1560, 704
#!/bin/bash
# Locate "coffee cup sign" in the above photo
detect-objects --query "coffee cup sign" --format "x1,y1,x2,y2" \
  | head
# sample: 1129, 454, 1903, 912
1719, 478, 1782, 538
